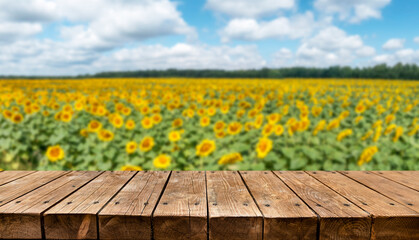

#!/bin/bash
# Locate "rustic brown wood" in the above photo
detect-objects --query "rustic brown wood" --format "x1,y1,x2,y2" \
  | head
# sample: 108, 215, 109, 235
0, 171, 35, 186
98, 171, 170, 240
240, 171, 317, 240
153, 171, 207, 240
207, 171, 263, 240
0, 171, 67, 207
43, 171, 135, 240
342, 171, 419, 212
308, 171, 419, 240
371, 171, 419, 191
274, 171, 371, 240
0, 171, 101, 239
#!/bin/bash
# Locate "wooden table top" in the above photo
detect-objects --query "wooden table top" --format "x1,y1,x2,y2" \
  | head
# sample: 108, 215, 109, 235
0, 171, 418, 240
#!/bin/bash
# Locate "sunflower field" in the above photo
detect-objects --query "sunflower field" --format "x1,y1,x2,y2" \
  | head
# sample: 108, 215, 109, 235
0, 78, 418, 171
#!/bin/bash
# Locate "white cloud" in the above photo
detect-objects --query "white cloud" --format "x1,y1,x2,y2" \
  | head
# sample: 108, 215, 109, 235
0, 0, 195, 47
373, 49, 419, 65
314, 0, 391, 23
0, 41, 266, 75
220, 12, 316, 42
0, 22, 43, 42
294, 27, 375, 66
414, 37, 419, 44
271, 48, 294, 67
382, 38, 405, 50
205, 0, 295, 18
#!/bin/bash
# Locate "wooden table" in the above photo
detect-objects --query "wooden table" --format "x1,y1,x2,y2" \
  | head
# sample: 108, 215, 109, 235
0, 171, 418, 240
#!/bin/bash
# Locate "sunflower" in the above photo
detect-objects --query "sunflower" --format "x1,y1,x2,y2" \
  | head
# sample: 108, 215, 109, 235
172, 118, 183, 128
337, 129, 353, 141
215, 131, 226, 139
98, 129, 114, 141
125, 119, 135, 130
274, 125, 284, 136
153, 154, 171, 169
168, 131, 182, 142
121, 107, 132, 116
42, 110, 50, 117
11, 113, 24, 124
326, 118, 340, 131
213, 121, 225, 132
141, 117, 153, 129
355, 104, 366, 114
196, 139, 216, 157
152, 114, 162, 124
200, 116, 210, 127
355, 116, 363, 124
111, 114, 124, 128
218, 152, 243, 165
139, 136, 155, 152
262, 124, 275, 136
46, 145, 65, 162
392, 126, 403, 142
385, 114, 395, 124
267, 113, 281, 124
256, 138, 272, 159
357, 146, 378, 166
88, 120, 102, 132
311, 106, 322, 117
121, 165, 142, 171
126, 141, 137, 154
60, 112, 72, 122
227, 122, 242, 135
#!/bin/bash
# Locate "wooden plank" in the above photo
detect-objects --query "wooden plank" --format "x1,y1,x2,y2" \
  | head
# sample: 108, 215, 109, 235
153, 171, 207, 240
308, 171, 419, 240
342, 171, 419, 212
98, 171, 170, 240
371, 171, 419, 191
0, 171, 101, 239
273, 171, 371, 240
0, 171, 67, 207
0, 171, 35, 186
43, 171, 136, 240
207, 171, 263, 240
240, 171, 317, 240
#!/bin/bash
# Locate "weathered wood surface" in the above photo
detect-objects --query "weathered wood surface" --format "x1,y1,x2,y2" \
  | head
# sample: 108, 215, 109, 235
308, 171, 419, 239
274, 171, 371, 239
99, 171, 170, 240
0, 170, 417, 240
240, 171, 317, 240
153, 171, 207, 240
207, 171, 263, 240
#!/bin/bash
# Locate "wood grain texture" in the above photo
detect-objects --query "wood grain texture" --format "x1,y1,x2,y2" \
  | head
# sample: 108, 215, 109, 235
207, 171, 262, 240
98, 171, 170, 240
153, 171, 207, 240
274, 171, 371, 240
0, 171, 35, 186
342, 171, 419, 212
308, 171, 419, 240
0, 171, 101, 239
0, 171, 67, 207
43, 171, 135, 240
240, 171, 317, 240
371, 171, 419, 191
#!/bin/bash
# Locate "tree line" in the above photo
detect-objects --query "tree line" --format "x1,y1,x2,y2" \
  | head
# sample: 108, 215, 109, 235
1, 63, 419, 80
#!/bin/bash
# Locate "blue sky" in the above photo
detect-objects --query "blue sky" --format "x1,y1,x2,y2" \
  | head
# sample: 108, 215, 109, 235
0, 0, 418, 75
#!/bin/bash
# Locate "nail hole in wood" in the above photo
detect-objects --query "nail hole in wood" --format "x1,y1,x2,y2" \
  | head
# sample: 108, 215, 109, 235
265, 204, 270, 207
93, 201, 99, 204
211, 171, 215, 173
344, 204, 350, 207
295, 203, 300, 206
67, 202, 72, 205
72, 185, 76, 187
242, 172, 247, 174
316, 204, 322, 207
16, 201, 21, 204
243, 203, 248, 206
312, 172, 317, 174
389, 203, 395, 205
408, 203, 413, 206
212, 203, 217, 206
194, 202, 199, 205
264, 172, 268, 174
331, 172, 336, 174
115, 202, 120, 205
144, 202, 148, 206
362, 202, 368, 205
163, 202, 168, 205
44, 201, 49, 204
